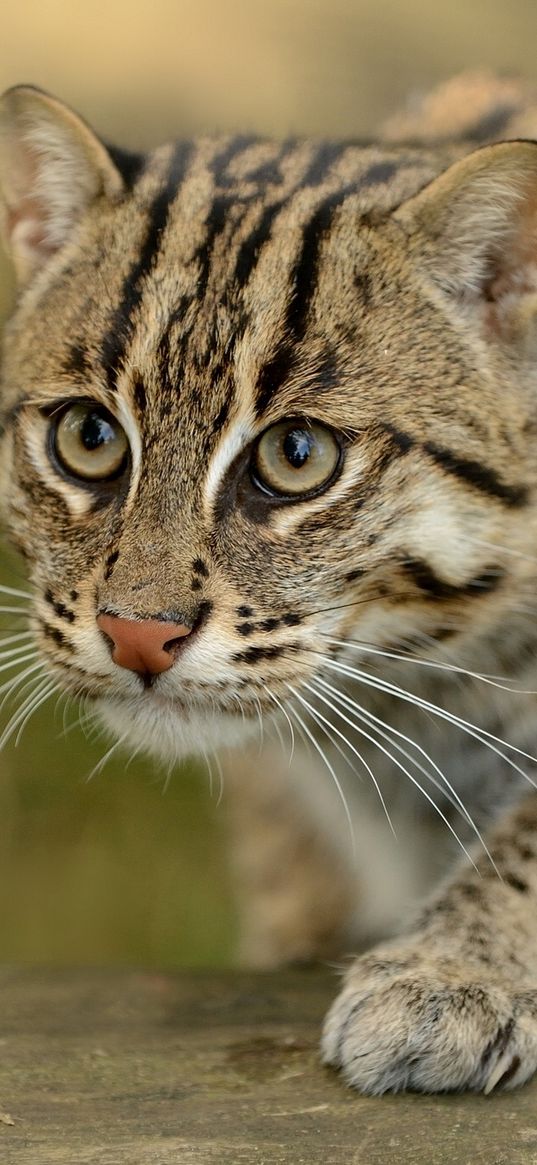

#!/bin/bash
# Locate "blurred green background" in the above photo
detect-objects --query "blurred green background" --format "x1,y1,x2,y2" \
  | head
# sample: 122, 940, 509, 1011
1, 0, 537, 967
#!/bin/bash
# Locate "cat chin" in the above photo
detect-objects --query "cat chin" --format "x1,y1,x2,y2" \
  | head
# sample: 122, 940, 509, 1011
95, 694, 258, 765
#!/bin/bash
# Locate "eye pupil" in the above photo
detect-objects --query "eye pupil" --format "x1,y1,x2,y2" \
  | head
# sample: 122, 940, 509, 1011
283, 429, 312, 469
81, 413, 113, 452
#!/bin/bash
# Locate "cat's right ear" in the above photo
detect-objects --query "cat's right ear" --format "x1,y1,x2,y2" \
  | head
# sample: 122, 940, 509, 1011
0, 85, 125, 286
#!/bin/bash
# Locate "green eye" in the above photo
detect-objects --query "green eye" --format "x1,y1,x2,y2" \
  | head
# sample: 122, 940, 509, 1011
52, 403, 129, 482
252, 419, 341, 497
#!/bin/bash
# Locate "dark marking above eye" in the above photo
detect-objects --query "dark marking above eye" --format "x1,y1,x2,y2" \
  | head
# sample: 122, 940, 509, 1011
192, 558, 209, 577
212, 403, 230, 435
100, 142, 192, 390
133, 377, 147, 413
64, 343, 89, 376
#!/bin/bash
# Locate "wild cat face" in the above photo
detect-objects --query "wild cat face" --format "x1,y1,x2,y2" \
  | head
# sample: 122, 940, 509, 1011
1, 85, 537, 762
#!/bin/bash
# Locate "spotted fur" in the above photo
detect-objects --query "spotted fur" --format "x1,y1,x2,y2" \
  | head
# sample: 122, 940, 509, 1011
3, 73, 537, 1093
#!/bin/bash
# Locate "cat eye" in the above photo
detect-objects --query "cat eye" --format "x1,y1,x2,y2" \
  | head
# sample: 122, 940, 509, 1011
251, 419, 341, 498
51, 402, 129, 482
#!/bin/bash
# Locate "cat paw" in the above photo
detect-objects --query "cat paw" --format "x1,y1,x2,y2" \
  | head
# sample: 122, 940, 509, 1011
321, 948, 537, 1094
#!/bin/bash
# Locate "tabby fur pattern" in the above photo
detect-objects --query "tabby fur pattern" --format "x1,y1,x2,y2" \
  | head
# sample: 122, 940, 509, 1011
2, 73, 537, 1093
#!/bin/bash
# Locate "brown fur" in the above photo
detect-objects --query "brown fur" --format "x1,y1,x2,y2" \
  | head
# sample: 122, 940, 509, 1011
2, 74, 537, 1092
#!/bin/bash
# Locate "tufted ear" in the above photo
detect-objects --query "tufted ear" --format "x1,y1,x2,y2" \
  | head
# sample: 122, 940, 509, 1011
393, 141, 537, 343
0, 85, 125, 285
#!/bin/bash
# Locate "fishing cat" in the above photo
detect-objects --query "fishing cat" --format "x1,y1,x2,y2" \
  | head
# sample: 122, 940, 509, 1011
1, 72, 537, 1094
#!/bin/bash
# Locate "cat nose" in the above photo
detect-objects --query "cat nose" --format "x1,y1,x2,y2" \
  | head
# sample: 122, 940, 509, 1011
97, 614, 192, 676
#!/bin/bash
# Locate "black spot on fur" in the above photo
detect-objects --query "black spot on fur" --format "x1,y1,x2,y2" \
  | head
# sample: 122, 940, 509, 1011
233, 644, 288, 664
259, 617, 280, 632
346, 568, 365, 583
192, 558, 209, 577
41, 622, 74, 651
191, 578, 202, 591
44, 590, 76, 623
70, 590, 79, 602
282, 612, 302, 626
504, 874, 529, 893
237, 605, 254, 618
237, 622, 255, 637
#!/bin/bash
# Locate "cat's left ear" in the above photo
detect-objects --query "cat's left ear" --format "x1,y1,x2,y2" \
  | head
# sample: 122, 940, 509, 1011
393, 140, 537, 345
0, 85, 125, 285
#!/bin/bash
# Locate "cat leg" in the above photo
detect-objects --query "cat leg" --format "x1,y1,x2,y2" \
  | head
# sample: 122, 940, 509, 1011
322, 791, 537, 1094
222, 743, 359, 968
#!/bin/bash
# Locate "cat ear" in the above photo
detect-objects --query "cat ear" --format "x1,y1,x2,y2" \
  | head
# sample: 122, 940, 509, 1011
0, 85, 125, 285
393, 141, 537, 342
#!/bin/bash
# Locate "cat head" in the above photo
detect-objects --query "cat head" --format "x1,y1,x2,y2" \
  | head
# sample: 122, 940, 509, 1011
1, 84, 537, 762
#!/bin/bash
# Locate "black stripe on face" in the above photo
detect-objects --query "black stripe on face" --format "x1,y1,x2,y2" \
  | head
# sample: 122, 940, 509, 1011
104, 142, 145, 190
100, 142, 192, 390
254, 185, 356, 416
423, 442, 528, 507
403, 558, 504, 600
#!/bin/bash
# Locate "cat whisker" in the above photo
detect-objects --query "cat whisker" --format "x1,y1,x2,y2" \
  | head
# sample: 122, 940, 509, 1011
300, 677, 484, 871
316, 653, 537, 795
86, 731, 129, 782
0, 584, 32, 600
214, 750, 225, 808
286, 685, 357, 860
321, 635, 537, 695
0, 675, 57, 751
311, 673, 495, 866
295, 679, 396, 838
264, 685, 296, 766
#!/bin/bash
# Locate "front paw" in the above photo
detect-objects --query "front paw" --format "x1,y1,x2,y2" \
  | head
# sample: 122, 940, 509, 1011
322, 946, 537, 1094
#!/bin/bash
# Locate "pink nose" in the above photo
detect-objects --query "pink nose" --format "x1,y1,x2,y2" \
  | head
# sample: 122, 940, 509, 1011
97, 614, 192, 676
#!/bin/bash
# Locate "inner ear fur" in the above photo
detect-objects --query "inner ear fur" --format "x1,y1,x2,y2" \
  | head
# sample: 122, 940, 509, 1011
393, 140, 537, 313
0, 84, 124, 285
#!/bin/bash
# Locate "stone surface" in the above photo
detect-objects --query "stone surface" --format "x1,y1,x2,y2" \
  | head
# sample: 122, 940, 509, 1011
0, 967, 536, 1163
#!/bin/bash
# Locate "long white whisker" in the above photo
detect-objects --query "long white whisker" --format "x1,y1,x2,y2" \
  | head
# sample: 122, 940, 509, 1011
0, 584, 32, 599
0, 677, 53, 751
298, 680, 396, 838
214, 751, 225, 808
322, 635, 537, 696
287, 686, 356, 859
300, 678, 481, 871
264, 686, 296, 765
0, 659, 42, 709
14, 681, 58, 747
319, 653, 537, 769
313, 673, 495, 866
86, 732, 129, 782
